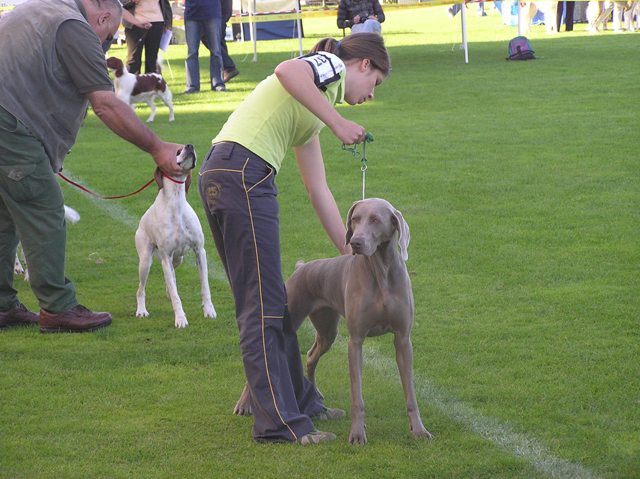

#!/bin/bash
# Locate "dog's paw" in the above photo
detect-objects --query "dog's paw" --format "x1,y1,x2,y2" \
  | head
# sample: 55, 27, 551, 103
14, 261, 24, 276
233, 400, 252, 416
348, 426, 367, 445
175, 316, 188, 328
203, 303, 217, 319
136, 309, 149, 317
411, 423, 433, 440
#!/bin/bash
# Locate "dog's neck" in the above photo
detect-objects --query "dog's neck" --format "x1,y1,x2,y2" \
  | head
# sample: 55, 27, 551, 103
361, 239, 406, 291
156, 173, 189, 210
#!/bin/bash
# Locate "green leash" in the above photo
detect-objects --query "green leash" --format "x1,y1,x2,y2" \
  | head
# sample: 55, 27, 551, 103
342, 132, 374, 200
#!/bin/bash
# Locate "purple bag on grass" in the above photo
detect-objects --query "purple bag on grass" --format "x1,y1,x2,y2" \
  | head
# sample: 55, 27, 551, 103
506, 36, 536, 61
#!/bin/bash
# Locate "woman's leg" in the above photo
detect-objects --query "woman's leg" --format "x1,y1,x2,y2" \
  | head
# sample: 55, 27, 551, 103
143, 22, 165, 73
199, 143, 319, 442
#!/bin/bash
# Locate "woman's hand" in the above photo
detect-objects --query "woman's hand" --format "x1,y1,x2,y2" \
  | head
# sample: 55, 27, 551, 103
329, 117, 367, 145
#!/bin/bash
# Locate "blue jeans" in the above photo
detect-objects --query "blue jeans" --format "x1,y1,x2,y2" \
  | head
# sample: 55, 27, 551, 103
185, 18, 224, 90
351, 19, 382, 34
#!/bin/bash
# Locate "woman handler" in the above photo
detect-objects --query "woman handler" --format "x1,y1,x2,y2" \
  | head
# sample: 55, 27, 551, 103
198, 33, 390, 445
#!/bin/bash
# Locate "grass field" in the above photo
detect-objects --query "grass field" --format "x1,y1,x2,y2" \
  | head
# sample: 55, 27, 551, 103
1, 5, 639, 478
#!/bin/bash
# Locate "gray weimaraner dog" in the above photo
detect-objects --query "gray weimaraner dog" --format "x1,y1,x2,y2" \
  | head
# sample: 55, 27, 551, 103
234, 198, 432, 444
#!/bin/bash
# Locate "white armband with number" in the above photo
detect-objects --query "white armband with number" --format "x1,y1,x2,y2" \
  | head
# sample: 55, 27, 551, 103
300, 52, 345, 90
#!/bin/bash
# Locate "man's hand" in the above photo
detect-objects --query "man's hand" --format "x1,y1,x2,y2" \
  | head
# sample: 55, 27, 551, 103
151, 142, 184, 177
353, 14, 361, 24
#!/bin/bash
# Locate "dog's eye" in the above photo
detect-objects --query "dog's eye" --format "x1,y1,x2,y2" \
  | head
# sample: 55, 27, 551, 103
369, 216, 379, 224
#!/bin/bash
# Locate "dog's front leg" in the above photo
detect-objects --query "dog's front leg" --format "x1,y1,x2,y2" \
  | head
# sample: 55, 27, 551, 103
393, 332, 433, 440
14, 253, 24, 276
194, 246, 216, 319
234, 383, 252, 416
135, 231, 153, 317
348, 336, 367, 445
158, 253, 188, 328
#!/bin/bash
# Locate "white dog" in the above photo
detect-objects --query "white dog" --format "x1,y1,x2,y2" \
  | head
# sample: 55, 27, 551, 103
135, 145, 216, 328
106, 56, 174, 123
14, 205, 80, 281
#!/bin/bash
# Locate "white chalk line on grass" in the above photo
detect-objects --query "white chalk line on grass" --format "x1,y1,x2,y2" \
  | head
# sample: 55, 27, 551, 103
61, 172, 228, 282
301, 323, 597, 479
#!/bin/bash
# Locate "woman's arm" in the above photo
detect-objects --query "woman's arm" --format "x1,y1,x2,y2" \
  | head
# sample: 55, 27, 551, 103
122, 9, 151, 29
294, 136, 351, 255
275, 59, 366, 145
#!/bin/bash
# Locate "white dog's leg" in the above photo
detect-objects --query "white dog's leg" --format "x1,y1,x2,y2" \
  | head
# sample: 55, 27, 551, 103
14, 252, 24, 276
146, 100, 157, 123
135, 230, 154, 318
158, 252, 188, 328
194, 246, 216, 319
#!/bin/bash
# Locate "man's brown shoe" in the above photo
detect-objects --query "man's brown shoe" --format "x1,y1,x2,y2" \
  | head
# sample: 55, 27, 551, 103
39, 305, 112, 333
0, 303, 38, 329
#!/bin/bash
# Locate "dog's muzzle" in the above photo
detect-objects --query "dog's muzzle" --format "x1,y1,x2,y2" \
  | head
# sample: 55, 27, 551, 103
177, 144, 197, 170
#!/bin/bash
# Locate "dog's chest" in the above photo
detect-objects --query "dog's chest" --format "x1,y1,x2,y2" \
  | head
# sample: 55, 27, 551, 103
143, 193, 202, 247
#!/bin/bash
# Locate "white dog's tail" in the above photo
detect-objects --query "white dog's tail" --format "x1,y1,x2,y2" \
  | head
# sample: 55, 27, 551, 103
64, 205, 80, 224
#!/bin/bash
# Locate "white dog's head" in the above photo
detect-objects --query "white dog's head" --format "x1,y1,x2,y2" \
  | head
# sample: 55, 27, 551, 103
345, 198, 410, 261
154, 144, 196, 193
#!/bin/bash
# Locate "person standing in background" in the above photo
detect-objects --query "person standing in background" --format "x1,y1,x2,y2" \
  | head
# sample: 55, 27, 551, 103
122, 0, 172, 74
221, 0, 239, 83
557, 0, 576, 31
184, 0, 226, 93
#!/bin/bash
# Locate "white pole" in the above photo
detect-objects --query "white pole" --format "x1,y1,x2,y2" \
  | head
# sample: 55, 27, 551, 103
250, 0, 257, 62
296, 2, 303, 56
517, 1, 524, 36
460, 2, 468, 63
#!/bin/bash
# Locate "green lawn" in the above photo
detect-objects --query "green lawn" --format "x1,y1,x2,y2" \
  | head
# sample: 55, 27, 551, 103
1, 6, 638, 478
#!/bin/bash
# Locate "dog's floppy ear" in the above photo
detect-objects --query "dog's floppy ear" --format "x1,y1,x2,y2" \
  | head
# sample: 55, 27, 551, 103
154, 167, 164, 189
391, 208, 410, 261
345, 200, 361, 247
185, 172, 192, 194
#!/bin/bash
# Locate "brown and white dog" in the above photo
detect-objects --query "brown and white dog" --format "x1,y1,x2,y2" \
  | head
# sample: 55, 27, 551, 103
106, 56, 174, 123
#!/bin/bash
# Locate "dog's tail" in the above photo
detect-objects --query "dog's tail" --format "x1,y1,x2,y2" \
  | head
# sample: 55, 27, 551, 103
64, 205, 80, 224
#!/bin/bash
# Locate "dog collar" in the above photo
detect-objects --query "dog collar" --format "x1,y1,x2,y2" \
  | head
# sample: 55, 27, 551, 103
162, 172, 186, 184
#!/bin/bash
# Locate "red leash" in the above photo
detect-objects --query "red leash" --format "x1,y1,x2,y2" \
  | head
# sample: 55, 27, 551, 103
57, 172, 185, 199
58, 173, 155, 200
